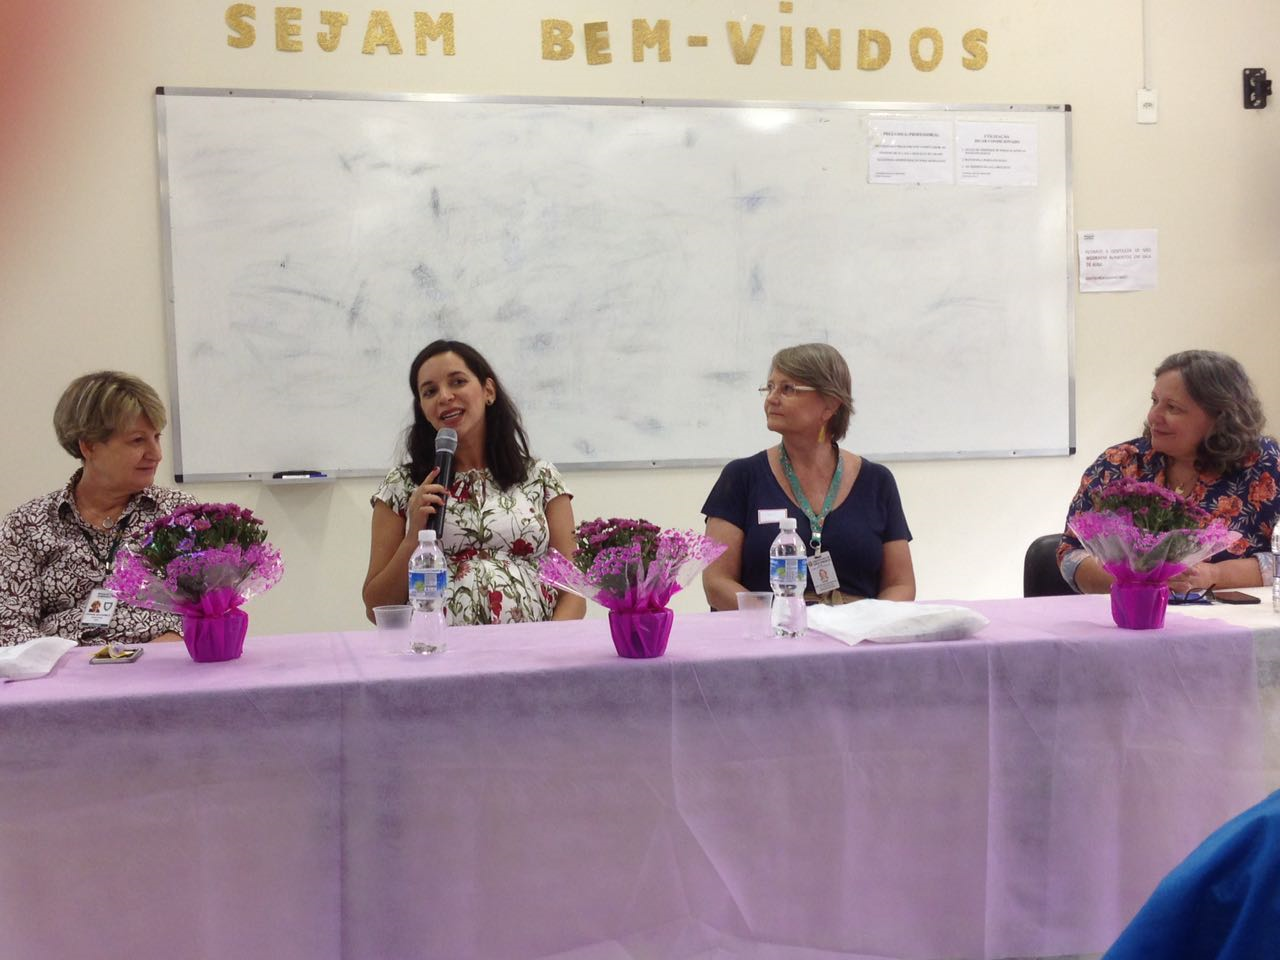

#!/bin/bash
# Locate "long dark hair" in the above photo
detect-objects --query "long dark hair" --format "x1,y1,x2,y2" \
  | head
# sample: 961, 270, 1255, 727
403, 340, 532, 490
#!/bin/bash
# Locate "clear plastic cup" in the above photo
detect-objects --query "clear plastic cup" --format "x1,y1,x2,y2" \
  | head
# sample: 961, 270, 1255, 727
735, 591, 774, 639
373, 604, 414, 653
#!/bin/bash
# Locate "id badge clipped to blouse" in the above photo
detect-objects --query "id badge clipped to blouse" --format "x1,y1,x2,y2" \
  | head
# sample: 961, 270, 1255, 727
80, 588, 119, 628
809, 551, 840, 595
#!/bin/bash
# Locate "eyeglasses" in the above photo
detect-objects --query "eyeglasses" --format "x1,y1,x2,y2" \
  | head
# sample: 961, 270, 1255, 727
1169, 585, 1217, 605
757, 382, 818, 399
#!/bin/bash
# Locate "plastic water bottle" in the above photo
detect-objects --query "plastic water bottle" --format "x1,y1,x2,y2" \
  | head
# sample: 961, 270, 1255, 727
408, 529, 448, 654
1272, 527, 1280, 613
769, 517, 808, 637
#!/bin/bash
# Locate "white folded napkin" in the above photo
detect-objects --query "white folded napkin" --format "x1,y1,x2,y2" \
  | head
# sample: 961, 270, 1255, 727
807, 599, 989, 646
0, 636, 78, 681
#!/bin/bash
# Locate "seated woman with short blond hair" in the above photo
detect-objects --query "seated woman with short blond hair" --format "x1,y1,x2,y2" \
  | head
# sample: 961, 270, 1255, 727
0, 371, 194, 646
701, 343, 916, 610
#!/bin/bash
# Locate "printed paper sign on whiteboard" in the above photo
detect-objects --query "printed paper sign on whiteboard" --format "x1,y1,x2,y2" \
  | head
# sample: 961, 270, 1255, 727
957, 122, 1038, 186
867, 119, 953, 184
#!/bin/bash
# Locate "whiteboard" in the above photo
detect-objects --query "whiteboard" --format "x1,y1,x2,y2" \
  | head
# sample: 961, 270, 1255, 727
156, 89, 1074, 481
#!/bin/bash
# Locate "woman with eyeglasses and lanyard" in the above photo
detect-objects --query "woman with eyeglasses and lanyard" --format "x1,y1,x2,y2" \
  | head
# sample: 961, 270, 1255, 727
701, 343, 916, 611
0, 371, 194, 647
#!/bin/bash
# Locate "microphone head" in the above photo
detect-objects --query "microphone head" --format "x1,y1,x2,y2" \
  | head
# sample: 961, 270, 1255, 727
435, 428, 458, 454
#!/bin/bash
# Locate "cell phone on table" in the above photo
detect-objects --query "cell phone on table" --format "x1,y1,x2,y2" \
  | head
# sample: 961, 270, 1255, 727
1212, 590, 1261, 605
89, 646, 144, 663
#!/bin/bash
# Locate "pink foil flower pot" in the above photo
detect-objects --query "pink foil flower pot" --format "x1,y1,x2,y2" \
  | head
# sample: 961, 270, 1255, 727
608, 608, 674, 659
182, 609, 249, 662
1110, 581, 1169, 630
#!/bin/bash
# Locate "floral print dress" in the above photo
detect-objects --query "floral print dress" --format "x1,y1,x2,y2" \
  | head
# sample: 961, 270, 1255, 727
372, 460, 570, 625
1057, 436, 1280, 584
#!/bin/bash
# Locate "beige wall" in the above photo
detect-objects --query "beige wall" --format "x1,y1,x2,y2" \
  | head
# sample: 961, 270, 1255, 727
3, 1, 1279, 634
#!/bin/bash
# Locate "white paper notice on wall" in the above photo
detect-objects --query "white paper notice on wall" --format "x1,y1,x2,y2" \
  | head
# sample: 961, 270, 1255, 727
1078, 229, 1158, 292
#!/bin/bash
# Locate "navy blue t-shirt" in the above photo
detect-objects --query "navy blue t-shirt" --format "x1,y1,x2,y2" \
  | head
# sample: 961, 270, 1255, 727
701, 450, 912, 599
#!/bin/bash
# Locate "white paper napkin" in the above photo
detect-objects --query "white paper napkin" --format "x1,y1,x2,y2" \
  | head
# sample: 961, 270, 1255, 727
807, 600, 989, 646
0, 636, 78, 681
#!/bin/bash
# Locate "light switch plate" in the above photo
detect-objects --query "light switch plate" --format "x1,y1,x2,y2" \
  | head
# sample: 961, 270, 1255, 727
1137, 87, 1158, 124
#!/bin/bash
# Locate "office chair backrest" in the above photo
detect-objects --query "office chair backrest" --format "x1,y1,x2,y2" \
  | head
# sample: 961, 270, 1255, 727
1023, 533, 1074, 597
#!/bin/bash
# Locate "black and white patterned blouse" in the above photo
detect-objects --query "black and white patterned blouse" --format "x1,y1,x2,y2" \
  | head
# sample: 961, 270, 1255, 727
0, 472, 194, 646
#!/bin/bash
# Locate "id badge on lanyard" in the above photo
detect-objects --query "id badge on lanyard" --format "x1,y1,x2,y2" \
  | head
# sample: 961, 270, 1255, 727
809, 551, 839, 594
81, 587, 119, 627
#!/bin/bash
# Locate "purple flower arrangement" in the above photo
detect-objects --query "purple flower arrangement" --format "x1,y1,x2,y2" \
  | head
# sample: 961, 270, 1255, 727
1069, 478, 1239, 582
539, 517, 726, 613
107, 502, 284, 617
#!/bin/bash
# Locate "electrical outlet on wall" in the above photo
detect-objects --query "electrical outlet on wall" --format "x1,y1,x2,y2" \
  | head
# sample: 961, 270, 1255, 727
1137, 87, 1158, 123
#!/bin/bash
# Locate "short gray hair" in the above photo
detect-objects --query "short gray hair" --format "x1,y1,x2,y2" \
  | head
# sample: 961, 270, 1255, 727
53, 371, 168, 460
1148, 350, 1265, 473
770, 343, 855, 442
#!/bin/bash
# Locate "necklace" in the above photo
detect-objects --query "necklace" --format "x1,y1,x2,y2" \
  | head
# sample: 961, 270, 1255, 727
75, 497, 123, 530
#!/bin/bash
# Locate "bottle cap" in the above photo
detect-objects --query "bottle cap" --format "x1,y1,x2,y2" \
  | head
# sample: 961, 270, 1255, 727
779, 517, 797, 531
419, 529, 437, 543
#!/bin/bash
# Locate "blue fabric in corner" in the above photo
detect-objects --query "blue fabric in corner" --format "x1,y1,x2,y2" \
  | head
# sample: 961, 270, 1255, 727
1103, 790, 1280, 960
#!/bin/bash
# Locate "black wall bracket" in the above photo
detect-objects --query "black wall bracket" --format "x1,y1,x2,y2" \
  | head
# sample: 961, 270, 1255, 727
1244, 68, 1271, 109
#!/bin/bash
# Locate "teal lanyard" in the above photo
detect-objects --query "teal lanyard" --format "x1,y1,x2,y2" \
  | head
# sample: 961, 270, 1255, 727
778, 443, 843, 551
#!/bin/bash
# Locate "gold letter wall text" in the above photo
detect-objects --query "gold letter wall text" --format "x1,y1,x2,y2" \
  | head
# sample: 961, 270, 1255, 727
538, 4, 986, 70
220, 4, 986, 70
225, 5, 455, 55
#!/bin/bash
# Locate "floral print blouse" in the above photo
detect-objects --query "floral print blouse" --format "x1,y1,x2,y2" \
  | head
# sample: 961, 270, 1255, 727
0, 472, 195, 646
372, 460, 571, 626
1057, 436, 1280, 588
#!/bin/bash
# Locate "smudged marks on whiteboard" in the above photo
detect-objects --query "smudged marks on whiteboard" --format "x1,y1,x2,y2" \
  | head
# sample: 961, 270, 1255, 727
430, 187, 441, 218
705, 370, 748, 385
574, 438, 597, 456
633, 416, 663, 434
684, 128, 698, 148
734, 189, 771, 212
347, 281, 367, 329
495, 299, 534, 326
264, 285, 343, 307
927, 295, 1000, 314
412, 263, 445, 301
749, 265, 765, 300
523, 331, 553, 350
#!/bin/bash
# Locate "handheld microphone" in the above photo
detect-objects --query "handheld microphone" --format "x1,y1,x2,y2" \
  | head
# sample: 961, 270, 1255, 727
430, 428, 458, 538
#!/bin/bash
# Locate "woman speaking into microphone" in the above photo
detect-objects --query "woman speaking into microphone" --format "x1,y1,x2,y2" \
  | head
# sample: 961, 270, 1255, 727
362, 340, 585, 625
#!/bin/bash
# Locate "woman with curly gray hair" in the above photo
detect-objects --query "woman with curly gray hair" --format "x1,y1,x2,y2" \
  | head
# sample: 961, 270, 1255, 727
1058, 350, 1280, 595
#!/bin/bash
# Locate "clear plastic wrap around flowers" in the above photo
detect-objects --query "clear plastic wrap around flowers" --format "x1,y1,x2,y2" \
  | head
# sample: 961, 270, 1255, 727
1068, 479, 1240, 583
105, 502, 284, 617
538, 518, 727, 613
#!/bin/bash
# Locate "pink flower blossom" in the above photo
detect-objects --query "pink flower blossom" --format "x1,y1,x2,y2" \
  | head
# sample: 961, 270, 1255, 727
539, 517, 725, 613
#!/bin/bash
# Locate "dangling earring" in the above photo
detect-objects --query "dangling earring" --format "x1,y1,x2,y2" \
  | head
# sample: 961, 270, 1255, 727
818, 423, 826, 445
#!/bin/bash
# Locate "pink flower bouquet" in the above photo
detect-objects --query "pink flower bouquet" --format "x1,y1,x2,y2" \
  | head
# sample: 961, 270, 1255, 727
1068, 478, 1239, 583
538, 517, 726, 613
107, 502, 284, 618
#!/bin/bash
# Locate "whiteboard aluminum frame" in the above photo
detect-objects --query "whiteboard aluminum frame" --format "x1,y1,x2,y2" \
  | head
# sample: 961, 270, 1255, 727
155, 88, 1075, 481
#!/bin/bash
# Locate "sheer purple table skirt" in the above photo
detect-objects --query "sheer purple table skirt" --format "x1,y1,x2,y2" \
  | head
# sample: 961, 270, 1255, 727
0, 594, 1269, 960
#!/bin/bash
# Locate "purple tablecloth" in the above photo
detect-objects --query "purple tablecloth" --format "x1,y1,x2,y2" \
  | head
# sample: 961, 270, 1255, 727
0, 595, 1267, 959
